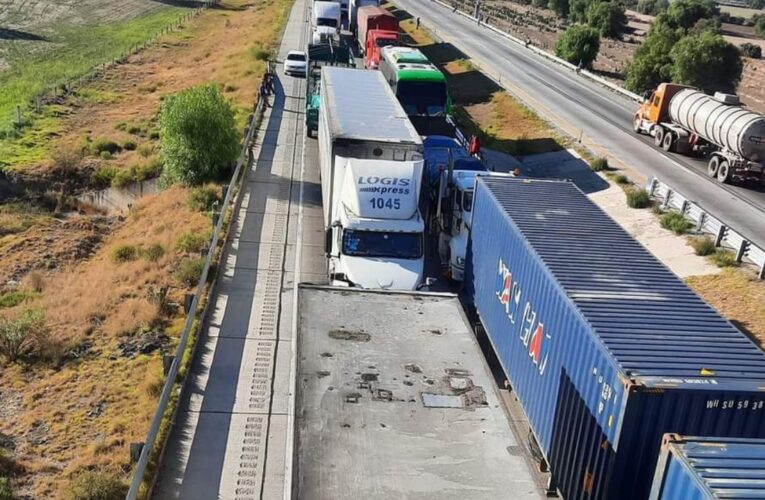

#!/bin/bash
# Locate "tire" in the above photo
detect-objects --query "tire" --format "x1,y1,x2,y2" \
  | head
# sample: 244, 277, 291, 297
654, 126, 664, 147
661, 132, 674, 152
633, 117, 642, 134
717, 161, 732, 184
707, 156, 720, 178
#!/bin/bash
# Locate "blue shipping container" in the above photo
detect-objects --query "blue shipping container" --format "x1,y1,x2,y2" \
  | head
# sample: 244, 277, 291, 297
650, 435, 765, 499
465, 177, 765, 500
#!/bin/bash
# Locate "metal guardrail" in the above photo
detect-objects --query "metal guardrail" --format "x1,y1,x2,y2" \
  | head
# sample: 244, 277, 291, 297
429, 0, 643, 103
647, 176, 765, 279
125, 62, 272, 499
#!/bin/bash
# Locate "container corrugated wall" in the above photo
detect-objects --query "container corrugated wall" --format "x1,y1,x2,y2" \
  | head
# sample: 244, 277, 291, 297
465, 178, 765, 500
650, 435, 765, 499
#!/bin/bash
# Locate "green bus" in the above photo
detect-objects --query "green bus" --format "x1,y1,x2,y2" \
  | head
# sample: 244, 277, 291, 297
377, 46, 451, 118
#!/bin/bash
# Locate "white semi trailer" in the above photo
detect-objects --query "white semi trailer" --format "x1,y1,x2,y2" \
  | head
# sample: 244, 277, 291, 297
318, 67, 425, 290
634, 82, 765, 184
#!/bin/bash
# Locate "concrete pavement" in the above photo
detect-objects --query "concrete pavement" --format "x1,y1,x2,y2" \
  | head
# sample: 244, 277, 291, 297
151, 0, 326, 497
392, 0, 765, 248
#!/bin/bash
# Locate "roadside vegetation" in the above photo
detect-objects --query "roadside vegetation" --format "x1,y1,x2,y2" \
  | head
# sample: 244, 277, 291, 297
0, 0, 291, 496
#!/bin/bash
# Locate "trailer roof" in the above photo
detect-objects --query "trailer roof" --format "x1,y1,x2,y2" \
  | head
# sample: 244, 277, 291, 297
294, 286, 541, 500
659, 436, 765, 498
477, 177, 765, 389
321, 67, 422, 145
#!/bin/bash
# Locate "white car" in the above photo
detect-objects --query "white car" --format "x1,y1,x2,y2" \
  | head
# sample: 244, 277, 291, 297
284, 51, 307, 77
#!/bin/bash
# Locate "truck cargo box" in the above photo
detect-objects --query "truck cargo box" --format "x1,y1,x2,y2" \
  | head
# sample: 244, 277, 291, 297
357, 5, 398, 51
649, 435, 765, 499
292, 285, 541, 499
465, 177, 765, 500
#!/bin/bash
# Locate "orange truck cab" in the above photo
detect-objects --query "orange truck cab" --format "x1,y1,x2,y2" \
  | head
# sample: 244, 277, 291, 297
634, 83, 689, 129
365, 30, 398, 69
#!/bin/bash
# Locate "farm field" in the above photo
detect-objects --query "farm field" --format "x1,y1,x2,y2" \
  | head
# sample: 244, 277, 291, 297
0, 0, 292, 497
461, 0, 765, 113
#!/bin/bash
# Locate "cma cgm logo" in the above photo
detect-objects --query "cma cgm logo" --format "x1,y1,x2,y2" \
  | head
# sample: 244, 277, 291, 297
496, 258, 552, 376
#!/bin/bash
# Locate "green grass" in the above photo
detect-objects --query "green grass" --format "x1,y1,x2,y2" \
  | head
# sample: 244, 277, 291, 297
625, 188, 651, 209
709, 249, 740, 268
0, 290, 40, 309
660, 211, 694, 235
691, 236, 716, 256
0, 6, 188, 166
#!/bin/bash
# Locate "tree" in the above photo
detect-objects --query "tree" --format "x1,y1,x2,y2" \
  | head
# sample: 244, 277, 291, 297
625, 20, 681, 92
569, 0, 589, 22
548, 0, 570, 17
755, 15, 765, 39
670, 31, 743, 93
636, 0, 669, 15
160, 84, 240, 186
690, 16, 721, 34
740, 42, 762, 59
664, 0, 718, 30
587, 1, 627, 38
555, 25, 601, 67
750, 0, 765, 9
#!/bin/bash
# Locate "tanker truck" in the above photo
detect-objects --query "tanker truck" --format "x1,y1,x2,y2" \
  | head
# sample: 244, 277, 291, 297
633, 82, 765, 184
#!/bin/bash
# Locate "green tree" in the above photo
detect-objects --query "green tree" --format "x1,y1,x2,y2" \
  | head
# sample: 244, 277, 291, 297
664, 0, 718, 30
750, 0, 765, 9
548, 0, 570, 17
670, 31, 743, 93
636, 0, 669, 15
625, 20, 681, 92
569, 0, 590, 22
587, 1, 627, 38
740, 42, 762, 59
160, 84, 240, 186
755, 15, 765, 39
555, 25, 601, 66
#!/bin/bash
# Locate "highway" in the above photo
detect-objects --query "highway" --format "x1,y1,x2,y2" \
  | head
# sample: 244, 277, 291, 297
393, 0, 765, 248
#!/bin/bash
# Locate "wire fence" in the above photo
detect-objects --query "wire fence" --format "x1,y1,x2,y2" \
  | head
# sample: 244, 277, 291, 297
7, 1, 218, 130
647, 176, 765, 279
125, 60, 273, 500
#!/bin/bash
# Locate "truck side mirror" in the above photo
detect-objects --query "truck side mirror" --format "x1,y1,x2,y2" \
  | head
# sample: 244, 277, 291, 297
324, 227, 333, 257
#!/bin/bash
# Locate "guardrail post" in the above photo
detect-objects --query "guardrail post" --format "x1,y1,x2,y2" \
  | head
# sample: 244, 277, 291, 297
696, 211, 706, 232
714, 225, 726, 247
184, 293, 194, 314
163, 355, 175, 376
736, 240, 749, 264
760, 261, 765, 280
130, 443, 144, 463
679, 200, 689, 216
662, 188, 672, 209
647, 177, 659, 196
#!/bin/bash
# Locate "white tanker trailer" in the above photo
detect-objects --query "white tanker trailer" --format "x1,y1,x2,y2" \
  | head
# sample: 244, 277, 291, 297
633, 82, 765, 184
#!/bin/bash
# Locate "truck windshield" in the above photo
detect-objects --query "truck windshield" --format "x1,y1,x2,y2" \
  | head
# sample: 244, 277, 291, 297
397, 81, 447, 116
376, 38, 398, 47
317, 18, 338, 27
342, 230, 423, 259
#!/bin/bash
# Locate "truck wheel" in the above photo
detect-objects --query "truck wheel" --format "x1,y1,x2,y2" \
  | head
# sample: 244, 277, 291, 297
661, 132, 674, 152
717, 161, 732, 184
707, 157, 720, 177
633, 117, 642, 134
654, 127, 664, 147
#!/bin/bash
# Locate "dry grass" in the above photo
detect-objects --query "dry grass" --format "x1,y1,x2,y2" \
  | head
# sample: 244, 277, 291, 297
687, 269, 765, 347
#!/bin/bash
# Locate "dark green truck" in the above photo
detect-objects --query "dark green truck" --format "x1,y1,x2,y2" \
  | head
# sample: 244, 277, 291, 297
305, 43, 354, 137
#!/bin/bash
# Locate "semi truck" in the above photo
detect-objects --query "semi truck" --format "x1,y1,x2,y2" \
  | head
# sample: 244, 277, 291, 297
291, 285, 542, 499
305, 43, 354, 137
464, 176, 765, 500
363, 29, 399, 70
312, 1, 342, 45
633, 82, 765, 184
349, 0, 378, 33
318, 67, 425, 290
356, 5, 398, 57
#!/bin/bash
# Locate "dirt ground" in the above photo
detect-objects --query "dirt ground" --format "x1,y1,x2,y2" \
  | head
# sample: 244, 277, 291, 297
0, 0, 291, 496
458, 0, 765, 114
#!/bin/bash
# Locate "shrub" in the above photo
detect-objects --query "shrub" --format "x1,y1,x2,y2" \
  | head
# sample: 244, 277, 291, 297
188, 185, 221, 212
111, 169, 134, 188
160, 84, 240, 186
115, 122, 128, 131
111, 244, 139, 263
590, 157, 609, 171
614, 174, 630, 185
52, 147, 83, 174
99, 151, 114, 161
740, 42, 762, 59
127, 125, 143, 135
174, 258, 206, 287
660, 211, 693, 234
91, 138, 121, 155
636, 0, 668, 15
135, 157, 163, 180
176, 232, 208, 253
65, 471, 127, 500
555, 25, 600, 68
0, 290, 39, 309
626, 188, 650, 208
123, 140, 137, 151
249, 44, 270, 61
691, 235, 716, 256
0, 477, 11, 500
91, 166, 119, 188
710, 249, 739, 267
143, 243, 166, 262
586, 1, 627, 39
137, 144, 154, 158
0, 308, 45, 363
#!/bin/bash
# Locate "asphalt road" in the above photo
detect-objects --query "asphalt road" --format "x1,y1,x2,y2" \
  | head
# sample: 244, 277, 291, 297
393, 0, 765, 248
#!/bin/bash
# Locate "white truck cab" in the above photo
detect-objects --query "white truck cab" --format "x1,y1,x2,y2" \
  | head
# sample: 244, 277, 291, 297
312, 1, 341, 44
326, 158, 424, 290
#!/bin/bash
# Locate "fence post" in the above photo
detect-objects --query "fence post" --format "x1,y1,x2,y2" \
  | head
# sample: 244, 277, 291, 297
679, 199, 689, 216
662, 188, 672, 209
736, 240, 749, 264
695, 211, 706, 232
647, 177, 659, 196
714, 225, 726, 247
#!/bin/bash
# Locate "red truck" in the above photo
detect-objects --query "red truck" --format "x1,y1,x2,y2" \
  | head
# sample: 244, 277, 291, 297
365, 29, 399, 69
357, 5, 399, 65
